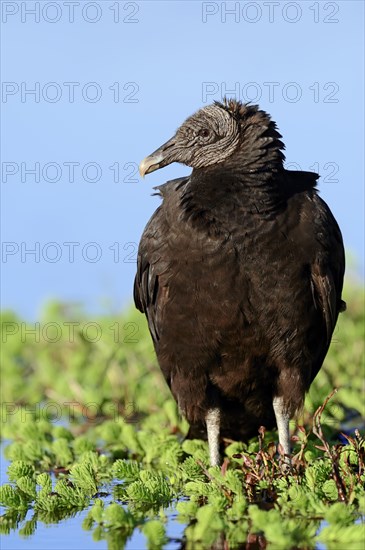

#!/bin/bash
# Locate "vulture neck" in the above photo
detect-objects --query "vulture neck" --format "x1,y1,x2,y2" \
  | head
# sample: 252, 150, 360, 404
190, 157, 285, 219
190, 128, 287, 216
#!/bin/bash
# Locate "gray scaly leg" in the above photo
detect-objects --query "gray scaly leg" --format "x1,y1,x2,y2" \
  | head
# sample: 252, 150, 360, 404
206, 408, 221, 466
272, 396, 291, 470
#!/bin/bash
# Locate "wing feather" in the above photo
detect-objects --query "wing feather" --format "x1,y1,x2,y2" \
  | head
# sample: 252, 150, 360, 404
133, 177, 189, 345
310, 195, 346, 345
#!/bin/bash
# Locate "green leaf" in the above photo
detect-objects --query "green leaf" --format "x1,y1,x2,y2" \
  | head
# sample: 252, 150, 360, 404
324, 502, 357, 526
318, 523, 365, 544
90, 499, 104, 523
112, 459, 141, 482
322, 479, 339, 501
16, 476, 36, 499
176, 498, 199, 520
69, 462, 98, 496
52, 438, 74, 466
7, 461, 34, 482
0, 484, 27, 509
36, 473, 52, 492
190, 505, 225, 545
104, 502, 134, 528
142, 519, 167, 549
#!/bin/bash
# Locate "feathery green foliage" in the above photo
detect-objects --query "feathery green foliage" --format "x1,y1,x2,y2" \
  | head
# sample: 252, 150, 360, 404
0, 284, 364, 548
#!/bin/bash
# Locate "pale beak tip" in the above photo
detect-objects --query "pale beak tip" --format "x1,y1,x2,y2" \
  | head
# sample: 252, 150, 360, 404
139, 153, 165, 179
139, 158, 149, 178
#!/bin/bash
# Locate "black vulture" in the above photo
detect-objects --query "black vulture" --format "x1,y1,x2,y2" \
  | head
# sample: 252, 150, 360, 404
134, 99, 345, 467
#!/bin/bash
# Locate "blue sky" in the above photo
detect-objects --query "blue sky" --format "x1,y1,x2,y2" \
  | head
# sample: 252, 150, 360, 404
1, 0, 364, 320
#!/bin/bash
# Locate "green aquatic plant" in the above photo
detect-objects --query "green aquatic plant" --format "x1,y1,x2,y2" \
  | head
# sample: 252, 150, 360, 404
0, 284, 364, 548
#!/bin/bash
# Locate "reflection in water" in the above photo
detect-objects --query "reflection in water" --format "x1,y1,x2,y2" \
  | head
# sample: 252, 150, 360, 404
178, 530, 268, 550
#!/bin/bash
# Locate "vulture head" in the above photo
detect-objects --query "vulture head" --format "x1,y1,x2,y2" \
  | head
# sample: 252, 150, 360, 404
139, 99, 285, 177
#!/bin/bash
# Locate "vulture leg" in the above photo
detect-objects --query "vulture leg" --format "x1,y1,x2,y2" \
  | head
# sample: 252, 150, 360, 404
206, 407, 221, 466
272, 396, 292, 470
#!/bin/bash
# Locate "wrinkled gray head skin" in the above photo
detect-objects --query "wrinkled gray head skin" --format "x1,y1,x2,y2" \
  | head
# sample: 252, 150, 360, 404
139, 99, 285, 177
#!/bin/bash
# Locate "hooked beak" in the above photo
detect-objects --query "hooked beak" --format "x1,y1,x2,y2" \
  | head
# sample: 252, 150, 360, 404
139, 137, 176, 178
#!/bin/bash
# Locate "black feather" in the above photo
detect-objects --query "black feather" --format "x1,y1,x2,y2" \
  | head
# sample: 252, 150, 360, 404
134, 102, 345, 442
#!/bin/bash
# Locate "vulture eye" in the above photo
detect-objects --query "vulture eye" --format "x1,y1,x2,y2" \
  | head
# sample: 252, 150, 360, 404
198, 128, 210, 138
